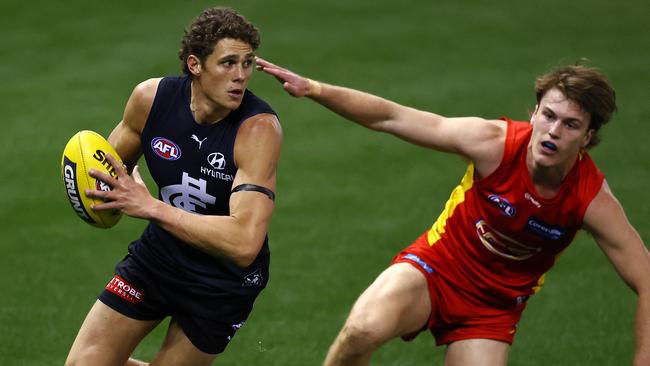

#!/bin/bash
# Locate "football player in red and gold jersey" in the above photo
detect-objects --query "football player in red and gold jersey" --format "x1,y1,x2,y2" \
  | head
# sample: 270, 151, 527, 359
257, 58, 650, 366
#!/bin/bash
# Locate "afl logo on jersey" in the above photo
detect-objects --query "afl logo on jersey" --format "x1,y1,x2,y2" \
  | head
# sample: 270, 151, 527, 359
487, 194, 516, 217
151, 137, 181, 161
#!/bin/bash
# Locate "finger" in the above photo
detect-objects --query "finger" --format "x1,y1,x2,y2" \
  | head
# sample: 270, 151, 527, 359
90, 200, 119, 211
257, 64, 283, 77
283, 82, 300, 97
255, 56, 277, 69
105, 153, 127, 178
263, 68, 301, 83
88, 169, 118, 187
85, 188, 114, 203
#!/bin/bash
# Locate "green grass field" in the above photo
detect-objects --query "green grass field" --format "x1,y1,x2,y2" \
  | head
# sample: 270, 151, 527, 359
1, 0, 649, 364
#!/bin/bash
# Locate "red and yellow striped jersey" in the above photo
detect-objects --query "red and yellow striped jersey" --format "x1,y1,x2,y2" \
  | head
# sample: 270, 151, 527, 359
407, 118, 604, 305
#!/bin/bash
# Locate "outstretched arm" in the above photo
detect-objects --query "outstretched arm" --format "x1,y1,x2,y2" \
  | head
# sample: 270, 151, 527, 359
584, 181, 650, 366
256, 57, 506, 177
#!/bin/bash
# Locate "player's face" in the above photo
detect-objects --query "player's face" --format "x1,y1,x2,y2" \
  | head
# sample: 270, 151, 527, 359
528, 88, 593, 170
195, 38, 255, 111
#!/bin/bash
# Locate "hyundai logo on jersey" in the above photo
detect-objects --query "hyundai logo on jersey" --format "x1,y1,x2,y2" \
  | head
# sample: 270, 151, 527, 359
207, 152, 226, 170
487, 194, 517, 217
151, 137, 181, 160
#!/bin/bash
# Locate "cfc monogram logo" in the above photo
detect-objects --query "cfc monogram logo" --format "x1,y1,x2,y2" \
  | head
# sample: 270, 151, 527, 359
160, 172, 217, 213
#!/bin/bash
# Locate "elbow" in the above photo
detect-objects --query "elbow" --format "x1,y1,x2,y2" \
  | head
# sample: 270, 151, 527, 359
230, 238, 264, 268
232, 253, 256, 268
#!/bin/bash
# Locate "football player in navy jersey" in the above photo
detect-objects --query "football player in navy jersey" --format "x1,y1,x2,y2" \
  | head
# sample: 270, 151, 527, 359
65, 7, 282, 366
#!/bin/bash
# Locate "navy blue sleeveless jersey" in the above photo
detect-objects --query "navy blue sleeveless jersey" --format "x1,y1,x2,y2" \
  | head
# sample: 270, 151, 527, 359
129, 75, 276, 296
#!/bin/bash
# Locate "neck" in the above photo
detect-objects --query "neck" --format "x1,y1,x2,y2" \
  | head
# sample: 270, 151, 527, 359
526, 147, 578, 198
190, 81, 230, 125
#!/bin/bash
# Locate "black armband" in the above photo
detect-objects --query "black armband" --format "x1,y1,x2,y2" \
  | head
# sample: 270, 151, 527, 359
231, 184, 276, 201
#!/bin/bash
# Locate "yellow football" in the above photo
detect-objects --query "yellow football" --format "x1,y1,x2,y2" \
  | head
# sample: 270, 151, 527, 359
61, 130, 123, 228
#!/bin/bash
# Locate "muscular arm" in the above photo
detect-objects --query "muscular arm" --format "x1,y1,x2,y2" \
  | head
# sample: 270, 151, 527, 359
107, 78, 161, 171
256, 57, 506, 176
90, 113, 282, 268
583, 181, 650, 365
151, 113, 282, 267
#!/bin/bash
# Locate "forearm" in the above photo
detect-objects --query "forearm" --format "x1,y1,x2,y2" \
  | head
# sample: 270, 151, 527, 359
635, 289, 650, 365
149, 200, 263, 267
307, 80, 404, 131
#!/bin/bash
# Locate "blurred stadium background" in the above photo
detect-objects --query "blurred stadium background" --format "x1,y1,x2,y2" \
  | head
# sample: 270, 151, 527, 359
1, 0, 648, 364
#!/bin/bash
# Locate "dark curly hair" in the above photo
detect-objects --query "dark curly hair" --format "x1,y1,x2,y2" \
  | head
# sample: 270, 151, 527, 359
179, 7, 260, 76
535, 64, 617, 149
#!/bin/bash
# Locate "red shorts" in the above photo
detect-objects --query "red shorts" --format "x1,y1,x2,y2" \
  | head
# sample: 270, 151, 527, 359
391, 243, 527, 345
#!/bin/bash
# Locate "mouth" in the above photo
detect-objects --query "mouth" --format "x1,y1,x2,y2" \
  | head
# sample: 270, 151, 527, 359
227, 89, 243, 99
541, 141, 558, 152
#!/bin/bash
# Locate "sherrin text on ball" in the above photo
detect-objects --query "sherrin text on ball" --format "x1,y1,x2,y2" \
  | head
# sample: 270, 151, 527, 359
61, 130, 123, 228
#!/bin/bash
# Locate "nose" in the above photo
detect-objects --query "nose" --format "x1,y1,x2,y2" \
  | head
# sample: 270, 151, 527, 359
233, 64, 245, 81
548, 120, 562, 138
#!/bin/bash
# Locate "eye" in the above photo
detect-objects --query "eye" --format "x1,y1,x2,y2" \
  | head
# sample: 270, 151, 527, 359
565, 121, 579, 129
243, 59, 253, 68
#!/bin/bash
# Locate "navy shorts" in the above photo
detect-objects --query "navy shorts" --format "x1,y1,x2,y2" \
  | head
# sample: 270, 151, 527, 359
98, 254, 261, 354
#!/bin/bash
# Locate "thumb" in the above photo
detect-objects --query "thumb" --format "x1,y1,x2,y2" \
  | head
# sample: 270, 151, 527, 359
132, 165, 145, 184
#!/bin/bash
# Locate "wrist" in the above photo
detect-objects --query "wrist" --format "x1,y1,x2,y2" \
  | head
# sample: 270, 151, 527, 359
146, 198, 164, 221
307, 78, 322, 97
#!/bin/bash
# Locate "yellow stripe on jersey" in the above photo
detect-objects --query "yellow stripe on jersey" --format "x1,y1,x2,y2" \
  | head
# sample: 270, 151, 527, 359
427, 163, 475, 246
532, 274, 545, 293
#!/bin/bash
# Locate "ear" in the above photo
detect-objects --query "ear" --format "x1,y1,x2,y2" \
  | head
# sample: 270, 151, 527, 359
583, 129, 594, 148
529, 104, 539, 125
187, 55, 202, 76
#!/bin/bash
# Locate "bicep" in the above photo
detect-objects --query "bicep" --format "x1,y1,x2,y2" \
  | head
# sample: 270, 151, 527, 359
229, 114, 282, 228
108, 120, 142, 171
107, 78, 159, 170
584, 182, 650, 291
232, 114, 282, 189
383, 110, 506, 172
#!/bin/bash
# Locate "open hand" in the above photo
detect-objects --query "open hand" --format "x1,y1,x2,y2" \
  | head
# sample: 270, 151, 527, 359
256, 57, 314, 97
85, 153, 158, 220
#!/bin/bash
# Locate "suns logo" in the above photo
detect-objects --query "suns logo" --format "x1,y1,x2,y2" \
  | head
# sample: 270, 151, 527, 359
151, 137, 181, 160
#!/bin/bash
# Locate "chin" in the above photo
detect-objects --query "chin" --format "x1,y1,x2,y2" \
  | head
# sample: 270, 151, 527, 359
226, 99, 243, 110
532, 151, 558, 168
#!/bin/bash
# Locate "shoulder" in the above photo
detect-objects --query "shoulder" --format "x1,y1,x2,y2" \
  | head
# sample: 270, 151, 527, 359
130, 78, 163, 107
122, 78, 163, 134
233, 113, 283, 174
583, 180, 622, 234
464, 118, 509, 178
575, 152, 605, 197
237, 113, 282, 143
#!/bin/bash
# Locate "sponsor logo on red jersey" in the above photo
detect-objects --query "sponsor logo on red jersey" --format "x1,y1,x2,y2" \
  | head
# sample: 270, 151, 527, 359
475, 220, 541, 260
526, 218, 566, 240
105, 275, 144, 304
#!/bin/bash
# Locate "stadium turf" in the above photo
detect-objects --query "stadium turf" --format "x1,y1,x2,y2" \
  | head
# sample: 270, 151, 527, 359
1, 0, 648, 364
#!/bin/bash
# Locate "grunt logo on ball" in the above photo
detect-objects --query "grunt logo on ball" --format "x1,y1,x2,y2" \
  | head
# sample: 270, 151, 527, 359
151, 137, 181, 161
62, 156, 94, 224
